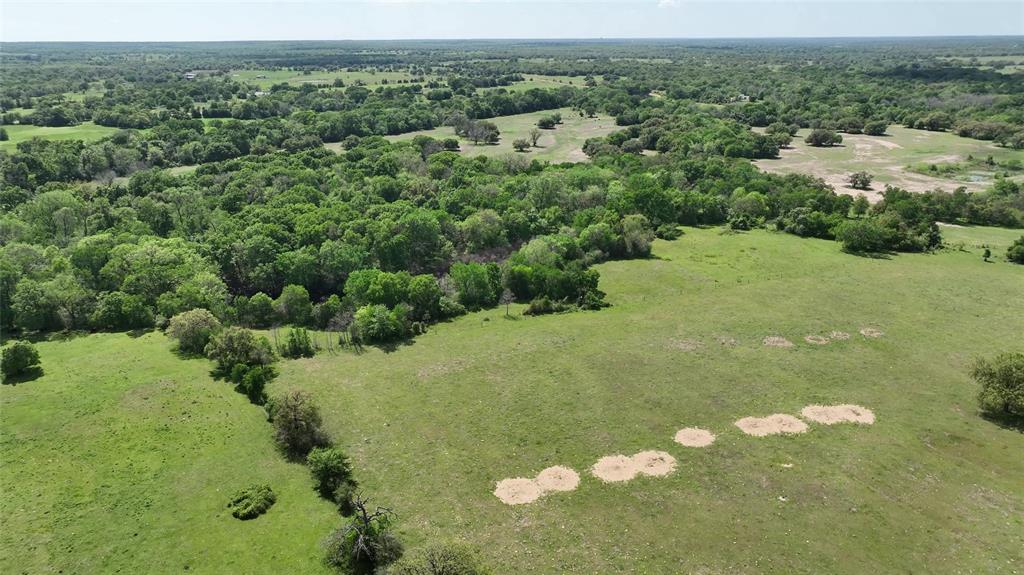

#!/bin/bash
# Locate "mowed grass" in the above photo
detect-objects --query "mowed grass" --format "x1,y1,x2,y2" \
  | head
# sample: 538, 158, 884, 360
231, 69, 430, 89
0, 122, 120, 151
3, 226, 1023, 574
754, 126, 1024, 199
381, 107, 617, 163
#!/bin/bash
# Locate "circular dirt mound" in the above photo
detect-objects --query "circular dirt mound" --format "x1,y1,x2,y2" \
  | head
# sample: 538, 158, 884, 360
828, 331, 851, 340
735, 414, 808, 437
859, 327, 884, 338
801, 404, 875, 425
804, 335, 830, 345
633, 451, 677, 477
493, 478, 542, 505
535, 466, 580, 493
591, 455, 638, 483
674, 427, 716, 447
763, 336, 794, 348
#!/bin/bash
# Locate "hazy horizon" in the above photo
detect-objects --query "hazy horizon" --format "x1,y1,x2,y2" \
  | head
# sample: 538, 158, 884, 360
3, 1, 1022, 43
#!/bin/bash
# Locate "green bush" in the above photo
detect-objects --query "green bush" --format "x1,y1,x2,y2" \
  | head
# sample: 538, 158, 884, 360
307, 446, 354, 498
90, 291, 154, 331
354, 304, 407, 342
835, 218, 893, 253
166, 309, 222, 354
334, 482, 357, 516
269, 390, 329, 457
386, 543, 491, 575
227, 484, 276, 520
1008, 236, 1024, 264
229, 364, 276, 405
281, 327, 316, 358
324, 501, 403, 574
974, 352, 1024, 417
523, 296, 572, 316
1, 341, 41, 380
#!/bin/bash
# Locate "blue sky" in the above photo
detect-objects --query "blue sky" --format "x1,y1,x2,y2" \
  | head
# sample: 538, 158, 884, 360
2, 1, 1022, 42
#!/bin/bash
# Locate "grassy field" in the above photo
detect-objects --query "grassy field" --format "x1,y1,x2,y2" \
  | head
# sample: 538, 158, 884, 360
754, 126, 1024, 200
0, 122, 119, 151
231, 69, 430, 89
486, 74, 593, 93
3, 225, 1023, 573
378, 107, 617, 163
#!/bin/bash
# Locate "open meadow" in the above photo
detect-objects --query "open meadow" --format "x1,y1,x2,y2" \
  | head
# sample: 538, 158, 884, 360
380, 107, 617, 163
3, 226, 1022, 574
754, 126, 1024, 200
0, 122, 120, 151
230, 69, 432, 89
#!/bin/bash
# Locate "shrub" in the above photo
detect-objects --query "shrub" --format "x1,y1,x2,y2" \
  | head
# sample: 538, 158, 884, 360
1008, 236, 1024, 264
275, 284, 312, 326
307, 446, 355, 498
281, 327, 316, 358
354, 304, 407, 342
387, 543, 491, 575
437, 296, 466, 319
205, 327, 275, 374
227, 484, 276, 520
167, 309, 222, 354
523, 296, 572, 316
230, 364, 276, 404
1, 341, 41, 380
863, 120, 888, 136
974, 352, 1024, 417
655, 224, 682, 240
334, 482, 357, 516
244, 292, 276, 327
269, 390, 328, 457
848, 171, 873, 190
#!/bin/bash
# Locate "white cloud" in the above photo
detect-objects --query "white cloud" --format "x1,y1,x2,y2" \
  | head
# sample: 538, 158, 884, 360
658, 0, 679, 7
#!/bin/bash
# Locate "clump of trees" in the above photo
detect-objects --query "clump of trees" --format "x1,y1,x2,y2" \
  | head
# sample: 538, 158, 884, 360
324, 497, 404, 574
269, 390, 329, 457
1008, 236, 1024, 264
167, 309, 222, 354
805, 128, 843, 147
848, 171, 873, 190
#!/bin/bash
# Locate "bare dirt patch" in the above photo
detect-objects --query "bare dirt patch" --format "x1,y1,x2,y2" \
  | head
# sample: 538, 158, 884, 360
828, 331, 851, 340
735, 414, 809, 437
804, 335, 830, 345
674, 427, 716, 447
535, 466, 581, 493
591, 455, 639, 483
716, 336, 738, 347
763, 336, 794, 348
801, 404, 875, 425
632, 451, 677, 477
494, 478, 542, 505
859, 327, 884, 338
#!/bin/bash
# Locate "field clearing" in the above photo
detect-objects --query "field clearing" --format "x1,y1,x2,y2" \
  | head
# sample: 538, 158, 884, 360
3, 226, 1023, 574
379, 107, 617, 163
0, 122, 119, 151
485, 74, 592, 92
753, 126, 1024, 200
231, 69, 430, 89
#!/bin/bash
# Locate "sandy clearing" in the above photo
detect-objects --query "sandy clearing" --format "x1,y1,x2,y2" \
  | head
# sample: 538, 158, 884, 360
804, 335, 830, 345
632, 451, 677, 477
828, 330, 851, 340
763, 336, 794, 348
494, 478, 543, 505
535, 466, 581, 493
859, 327, 884, 338
591, 455, 639, 483
801, 404, 876, 425
674, 427, 716, 447
735, 414, 809, 437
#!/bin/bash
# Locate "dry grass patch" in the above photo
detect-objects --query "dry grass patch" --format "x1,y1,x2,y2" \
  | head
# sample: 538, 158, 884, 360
800, 404, 876, 425
735, 414, 808, 437
828, 330, 851, 340
674, 427, 716, 447
763, 336, 794, 348
804, 335, 830, 345
668, 338, 702, 352
859, 327, 884, 338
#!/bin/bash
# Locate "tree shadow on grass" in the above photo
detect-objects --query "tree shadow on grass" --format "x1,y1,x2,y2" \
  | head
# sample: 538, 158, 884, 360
981, 411, 1024, 433
2, 366, 44, 385
373, 338, 416, 354
842, 250, 893, 260
127, 328, 155, 339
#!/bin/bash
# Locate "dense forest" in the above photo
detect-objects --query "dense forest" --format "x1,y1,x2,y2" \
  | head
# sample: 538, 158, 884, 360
2, 38, 1023, 341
